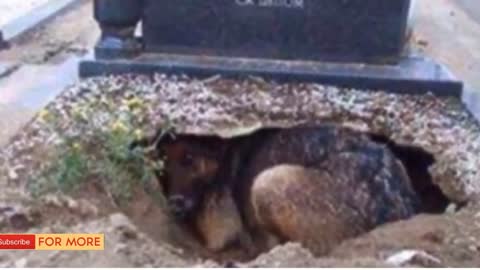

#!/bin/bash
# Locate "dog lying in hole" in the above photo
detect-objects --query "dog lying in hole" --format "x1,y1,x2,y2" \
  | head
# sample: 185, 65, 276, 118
132, 125, 421, 256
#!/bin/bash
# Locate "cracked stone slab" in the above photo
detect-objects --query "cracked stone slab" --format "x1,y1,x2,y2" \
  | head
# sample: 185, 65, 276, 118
0, 0, 79, 42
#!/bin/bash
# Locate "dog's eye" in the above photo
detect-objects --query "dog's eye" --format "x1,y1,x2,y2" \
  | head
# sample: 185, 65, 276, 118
181, 154, 194, 167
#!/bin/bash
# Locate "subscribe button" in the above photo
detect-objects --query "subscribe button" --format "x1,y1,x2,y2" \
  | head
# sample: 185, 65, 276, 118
0, 234, 104, 250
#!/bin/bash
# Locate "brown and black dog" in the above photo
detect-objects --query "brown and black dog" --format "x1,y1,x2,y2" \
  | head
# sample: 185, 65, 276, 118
132, 125, 421, 257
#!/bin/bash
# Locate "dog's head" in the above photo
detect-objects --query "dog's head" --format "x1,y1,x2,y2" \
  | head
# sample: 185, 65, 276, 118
136, 131, 230, 220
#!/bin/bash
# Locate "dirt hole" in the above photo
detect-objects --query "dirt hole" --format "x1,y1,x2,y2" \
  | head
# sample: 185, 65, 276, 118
368, 133, 451, 214
127, 127, 453, 264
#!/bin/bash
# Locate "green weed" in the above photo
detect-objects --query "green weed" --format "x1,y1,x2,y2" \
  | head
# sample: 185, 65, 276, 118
28, 97, 169, 206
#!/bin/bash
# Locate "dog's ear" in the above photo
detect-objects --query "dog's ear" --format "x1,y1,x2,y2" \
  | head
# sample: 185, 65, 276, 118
194, 135, 232, 159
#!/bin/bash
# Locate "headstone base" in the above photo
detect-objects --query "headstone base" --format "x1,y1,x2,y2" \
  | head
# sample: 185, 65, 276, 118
94, 37, 143, 60
79, 53, 462, 97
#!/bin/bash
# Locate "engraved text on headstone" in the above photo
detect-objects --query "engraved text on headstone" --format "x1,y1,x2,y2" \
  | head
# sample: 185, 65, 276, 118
235, 0, 304, 8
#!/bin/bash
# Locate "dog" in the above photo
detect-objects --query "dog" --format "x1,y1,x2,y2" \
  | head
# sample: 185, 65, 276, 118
132, 125, 421, 256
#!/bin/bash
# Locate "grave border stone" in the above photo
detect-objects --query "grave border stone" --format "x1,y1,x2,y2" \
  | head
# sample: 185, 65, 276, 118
0, 0, 79, 50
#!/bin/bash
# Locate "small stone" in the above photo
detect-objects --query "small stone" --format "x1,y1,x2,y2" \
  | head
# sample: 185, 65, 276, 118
14, 258, 27, 268
78, 202, 99, 217
468, 245, 479, 252
452, 238, 463, 245
109, 213, 132, 228
385, 250, 442, 267
114, 243, 129, 255
42, 195, 63, 207
7, 168, 18, 180
445, 203, 458, 214
119, 226, 138, 241
65, 197, 79, 209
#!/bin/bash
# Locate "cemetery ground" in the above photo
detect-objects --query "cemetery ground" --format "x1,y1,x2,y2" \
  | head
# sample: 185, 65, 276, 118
0, 0, 479, 267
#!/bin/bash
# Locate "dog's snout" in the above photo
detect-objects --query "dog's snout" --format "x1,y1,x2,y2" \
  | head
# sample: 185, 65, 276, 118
168, 195, 191, 218
168, 195, 186, 208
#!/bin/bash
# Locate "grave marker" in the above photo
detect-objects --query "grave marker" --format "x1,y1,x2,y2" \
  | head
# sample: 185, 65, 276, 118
81, 0, 463, 97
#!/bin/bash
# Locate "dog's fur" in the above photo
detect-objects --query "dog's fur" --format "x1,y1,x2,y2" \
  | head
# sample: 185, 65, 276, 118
133, 125, 421, 256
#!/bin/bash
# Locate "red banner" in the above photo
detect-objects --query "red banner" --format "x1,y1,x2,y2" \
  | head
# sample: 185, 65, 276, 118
0, 234, 36, 250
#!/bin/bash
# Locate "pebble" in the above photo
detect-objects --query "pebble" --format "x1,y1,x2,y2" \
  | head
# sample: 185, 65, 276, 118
445, 203, 459, 214
109, 213, 132, 229
468, 245, 478, 252
114, 243, 129, 254
14, 258, 27, 268
385, 250, 442, 267
7, 168, 18, 180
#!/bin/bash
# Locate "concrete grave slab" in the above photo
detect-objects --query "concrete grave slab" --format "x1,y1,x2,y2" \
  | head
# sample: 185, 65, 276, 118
0, 0, 79, 45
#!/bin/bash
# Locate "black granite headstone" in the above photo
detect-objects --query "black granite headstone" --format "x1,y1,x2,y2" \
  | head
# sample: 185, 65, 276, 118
142, 0, 411, 63
82, 0, 463, 97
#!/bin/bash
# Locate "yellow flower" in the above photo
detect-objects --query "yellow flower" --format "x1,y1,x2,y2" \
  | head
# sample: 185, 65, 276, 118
38, 109, 50, 122
72, 143, 82, 150
72, 106, 86, 119
134, 129, 144, 140
124, 97, 143, 110
111, 120, 128, 133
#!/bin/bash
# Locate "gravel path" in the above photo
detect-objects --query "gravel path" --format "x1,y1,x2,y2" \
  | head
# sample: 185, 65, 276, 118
0, 0, 51, 27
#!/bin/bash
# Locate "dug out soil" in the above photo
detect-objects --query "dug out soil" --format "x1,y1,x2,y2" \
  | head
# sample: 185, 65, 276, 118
0, 74, 479, 267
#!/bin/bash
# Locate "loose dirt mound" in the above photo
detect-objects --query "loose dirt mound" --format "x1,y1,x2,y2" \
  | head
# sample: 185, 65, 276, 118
0, 212, 191, 267
0, 74, 479, 267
